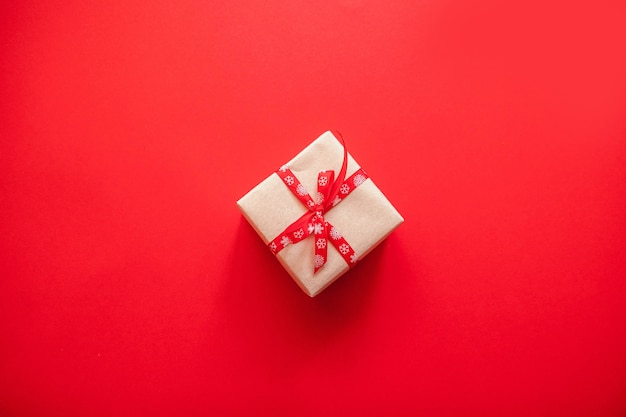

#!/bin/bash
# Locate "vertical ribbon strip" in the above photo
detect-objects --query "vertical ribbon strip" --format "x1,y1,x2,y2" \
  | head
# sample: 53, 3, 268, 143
268, 134, 369, 273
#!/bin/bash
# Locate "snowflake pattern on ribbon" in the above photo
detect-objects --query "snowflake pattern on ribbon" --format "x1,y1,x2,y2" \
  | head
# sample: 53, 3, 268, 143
268, 155, 370, 273
353, 173, 366, 187
296, 184, 307, 196
280, 236, 292, 247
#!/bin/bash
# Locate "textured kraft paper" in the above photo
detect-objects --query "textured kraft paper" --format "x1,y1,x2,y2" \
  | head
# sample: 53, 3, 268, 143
237, 131, 404, 297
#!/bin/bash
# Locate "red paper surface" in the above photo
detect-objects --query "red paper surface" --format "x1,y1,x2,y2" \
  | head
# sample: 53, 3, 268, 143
1, 1, 626, 416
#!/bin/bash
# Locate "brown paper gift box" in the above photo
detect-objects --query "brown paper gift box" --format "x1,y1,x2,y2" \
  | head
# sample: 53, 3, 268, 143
237, 131, 404, 297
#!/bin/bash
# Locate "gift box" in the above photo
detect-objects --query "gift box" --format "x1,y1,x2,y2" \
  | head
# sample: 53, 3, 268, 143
237, 131, 404, 297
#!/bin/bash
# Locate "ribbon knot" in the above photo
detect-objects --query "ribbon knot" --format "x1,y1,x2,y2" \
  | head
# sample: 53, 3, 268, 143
268, 133, 370, 274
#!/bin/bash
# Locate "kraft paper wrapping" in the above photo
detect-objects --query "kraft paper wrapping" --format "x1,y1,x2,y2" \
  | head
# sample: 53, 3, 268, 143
237, 131, 404, 297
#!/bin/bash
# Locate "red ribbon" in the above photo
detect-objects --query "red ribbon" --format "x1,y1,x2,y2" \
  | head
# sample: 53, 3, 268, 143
268, 133, 369, 273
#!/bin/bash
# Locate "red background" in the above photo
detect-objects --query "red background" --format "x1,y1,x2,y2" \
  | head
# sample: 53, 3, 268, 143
1, 1, 626, 416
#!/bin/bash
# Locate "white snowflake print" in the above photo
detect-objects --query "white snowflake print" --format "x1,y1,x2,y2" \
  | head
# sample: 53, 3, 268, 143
329, 226, 342, 240
314, 254, 325, 268
331, 195, 342, 207
269, 242, 277, 252
350, 253, 358, 263
317, 192, 324, 204
316, 238, 326, 249
318, 176, 328, 187
308, 222, 323, 235
307, 200, 315, 208
339, 243, 350, 255
279, 165, 289, 172
284, 175, 294, 186
296, 183, 307, 196
353, 173, 366, 187
280, 235, 291, 247
340, 184, 350, 195
293, 228, 304, 239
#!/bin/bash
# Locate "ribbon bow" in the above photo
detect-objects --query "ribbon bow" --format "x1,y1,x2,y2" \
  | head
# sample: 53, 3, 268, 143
268, 133, 369, 273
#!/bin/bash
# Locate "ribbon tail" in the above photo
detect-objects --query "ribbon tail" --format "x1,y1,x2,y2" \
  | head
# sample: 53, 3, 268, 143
326, 221, 358, 268
312, 215, 327, 274
314, 234, 328, 274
